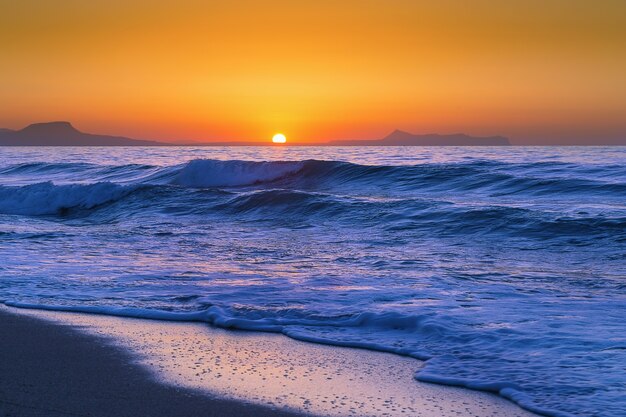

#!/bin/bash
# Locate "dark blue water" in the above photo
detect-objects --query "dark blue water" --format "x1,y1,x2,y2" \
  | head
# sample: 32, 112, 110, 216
0, 147, 624, 417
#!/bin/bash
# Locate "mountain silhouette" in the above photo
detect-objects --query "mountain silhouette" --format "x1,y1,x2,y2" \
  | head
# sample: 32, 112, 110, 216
330, 130, 510, 146
0, 123, 511, 146
0, 122, 167, 146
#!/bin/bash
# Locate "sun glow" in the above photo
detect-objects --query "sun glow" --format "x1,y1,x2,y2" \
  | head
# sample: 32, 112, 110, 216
272, 133, 287, 144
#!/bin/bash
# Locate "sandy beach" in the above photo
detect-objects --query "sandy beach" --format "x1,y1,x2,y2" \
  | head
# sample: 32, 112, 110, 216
0, 305, 538, 417
0, 307, 302, 417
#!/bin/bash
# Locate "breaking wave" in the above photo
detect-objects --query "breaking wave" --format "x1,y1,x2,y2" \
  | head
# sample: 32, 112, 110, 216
0, 182, 138, 216
0, 159, 624, 242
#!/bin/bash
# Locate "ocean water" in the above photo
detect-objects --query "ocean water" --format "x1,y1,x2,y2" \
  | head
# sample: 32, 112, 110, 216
0, 146, 624, 417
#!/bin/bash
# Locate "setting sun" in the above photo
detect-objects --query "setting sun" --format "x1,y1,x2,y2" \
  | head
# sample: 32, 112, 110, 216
272, 133, 287, 144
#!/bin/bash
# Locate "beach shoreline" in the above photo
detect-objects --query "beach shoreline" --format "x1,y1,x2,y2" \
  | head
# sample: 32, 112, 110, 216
0, 307, 303, 417
0, 305, 538, 417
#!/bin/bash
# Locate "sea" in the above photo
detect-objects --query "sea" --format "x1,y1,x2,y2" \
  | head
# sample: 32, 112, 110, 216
0, 146, 624, 417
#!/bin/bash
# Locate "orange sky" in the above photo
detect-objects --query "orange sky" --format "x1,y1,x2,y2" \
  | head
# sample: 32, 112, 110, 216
1, 0, 625, 144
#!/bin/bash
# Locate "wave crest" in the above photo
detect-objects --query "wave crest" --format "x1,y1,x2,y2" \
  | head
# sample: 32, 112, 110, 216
0, 182, 135, 216
171, 159, 306, 187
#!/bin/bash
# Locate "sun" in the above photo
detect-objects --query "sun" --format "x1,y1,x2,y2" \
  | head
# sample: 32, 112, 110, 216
272, 133, 287, 144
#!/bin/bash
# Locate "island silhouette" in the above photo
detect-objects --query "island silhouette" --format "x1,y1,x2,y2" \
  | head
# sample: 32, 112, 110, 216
0, 122, 163, 146
330, 130, 510, 146
0, 122, 511, 146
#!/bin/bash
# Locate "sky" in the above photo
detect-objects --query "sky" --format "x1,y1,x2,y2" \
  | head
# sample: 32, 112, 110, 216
1, 0, 625, 144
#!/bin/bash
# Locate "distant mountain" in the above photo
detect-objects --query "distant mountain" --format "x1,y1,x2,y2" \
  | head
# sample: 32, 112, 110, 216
0, 122, 168, 146
329, 130, 511, 146
0, 123, 511, 146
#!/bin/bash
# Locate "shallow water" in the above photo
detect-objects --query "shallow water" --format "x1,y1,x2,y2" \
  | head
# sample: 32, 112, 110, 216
0, 146, 624, 417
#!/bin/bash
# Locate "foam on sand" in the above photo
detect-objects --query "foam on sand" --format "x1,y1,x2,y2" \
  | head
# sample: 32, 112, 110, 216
5, 306, 538, 417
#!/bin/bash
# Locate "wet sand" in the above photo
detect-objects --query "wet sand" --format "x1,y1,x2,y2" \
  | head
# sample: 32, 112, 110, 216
1, 306, 538, 417
0, 308, 301, 417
